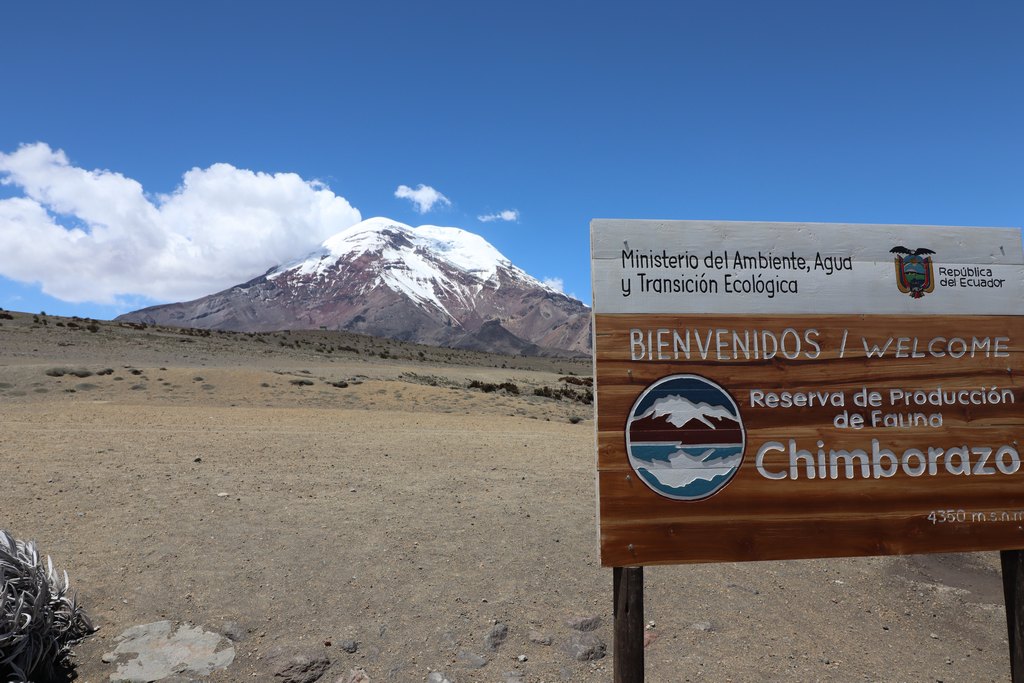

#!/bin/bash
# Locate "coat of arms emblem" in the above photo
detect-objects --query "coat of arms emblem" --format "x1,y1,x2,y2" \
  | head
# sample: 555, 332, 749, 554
890, 246, 936, 299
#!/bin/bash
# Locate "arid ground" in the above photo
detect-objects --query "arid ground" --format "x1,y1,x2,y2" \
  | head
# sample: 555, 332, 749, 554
0, 311, 1014, 682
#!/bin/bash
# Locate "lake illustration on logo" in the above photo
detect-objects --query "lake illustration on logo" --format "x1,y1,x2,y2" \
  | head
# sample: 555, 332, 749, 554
626, 374, 745, 501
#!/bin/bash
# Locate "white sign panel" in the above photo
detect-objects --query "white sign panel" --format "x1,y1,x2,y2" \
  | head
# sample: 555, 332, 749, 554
591, 220, 1024, 315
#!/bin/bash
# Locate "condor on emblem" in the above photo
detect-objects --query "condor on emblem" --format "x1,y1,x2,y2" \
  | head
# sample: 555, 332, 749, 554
890, 246, 936, 299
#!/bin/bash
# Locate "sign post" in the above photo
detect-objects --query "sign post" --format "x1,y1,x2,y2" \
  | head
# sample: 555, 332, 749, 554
1003, 550, 1024, 680
612, 566, 643, 683
590, 220, 1024, 680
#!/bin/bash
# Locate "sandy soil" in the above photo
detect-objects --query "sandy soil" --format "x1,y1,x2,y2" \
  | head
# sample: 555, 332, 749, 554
0, 311, 1014, 682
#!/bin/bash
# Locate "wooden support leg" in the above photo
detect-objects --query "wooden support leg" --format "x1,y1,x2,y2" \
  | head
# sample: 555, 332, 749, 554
613, 566, 644, 683
1003, 550, 1024, 683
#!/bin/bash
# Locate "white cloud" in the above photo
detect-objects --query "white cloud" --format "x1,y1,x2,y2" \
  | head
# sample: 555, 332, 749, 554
394, 183, 450, 213
541, 277, 564, 293
478, 209, 519, 223
0, 143, 362, 304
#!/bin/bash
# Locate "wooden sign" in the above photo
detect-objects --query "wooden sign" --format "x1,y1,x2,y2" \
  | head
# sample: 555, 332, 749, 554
592, 220, 1024, 567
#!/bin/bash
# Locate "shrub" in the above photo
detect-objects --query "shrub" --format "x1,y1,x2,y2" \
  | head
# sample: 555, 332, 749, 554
0, 530, 94, 681
468, 380, 520, 395
44, 368, 93, 378
559, 375, 594, 387
533, 385, 593, 404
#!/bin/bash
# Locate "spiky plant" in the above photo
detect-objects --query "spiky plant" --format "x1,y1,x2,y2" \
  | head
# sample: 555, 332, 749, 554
0, 530, 94, 682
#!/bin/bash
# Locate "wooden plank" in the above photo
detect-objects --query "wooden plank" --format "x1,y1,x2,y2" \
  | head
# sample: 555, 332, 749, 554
591, 220, 1024, 264
591, 220, 1024, 315
601, 513, 1024, 567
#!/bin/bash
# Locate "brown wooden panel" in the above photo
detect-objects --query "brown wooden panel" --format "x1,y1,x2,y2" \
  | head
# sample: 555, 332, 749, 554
594, 313, 1024, 566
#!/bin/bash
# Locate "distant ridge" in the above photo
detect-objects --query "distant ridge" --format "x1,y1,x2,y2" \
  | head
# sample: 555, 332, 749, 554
118, 217, 591, 356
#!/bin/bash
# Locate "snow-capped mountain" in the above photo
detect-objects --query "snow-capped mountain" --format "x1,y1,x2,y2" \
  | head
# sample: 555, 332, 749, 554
634, 395, 737, 429
629, 395, 742, 445
117, 217, 591, 356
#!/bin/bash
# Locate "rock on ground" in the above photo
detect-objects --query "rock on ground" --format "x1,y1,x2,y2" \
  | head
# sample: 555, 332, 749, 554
528, 630, 553, 645
106, 621, 234, 683
457, 650, 488, 668
484, 622, 509, 651
338, 669, 369, 683
264, 647, 331, 683
563, 631, 606, 662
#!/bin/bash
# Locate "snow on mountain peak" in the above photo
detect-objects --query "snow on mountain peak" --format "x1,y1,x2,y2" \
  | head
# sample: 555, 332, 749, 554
636, 395, 736, 429
276, 216, 518, 282
411, 224, 509, 279
267, 216, 553, 319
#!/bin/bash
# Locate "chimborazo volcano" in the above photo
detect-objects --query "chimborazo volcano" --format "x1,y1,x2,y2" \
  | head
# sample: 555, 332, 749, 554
117, 217, 591, 356
629, 394, 743, 445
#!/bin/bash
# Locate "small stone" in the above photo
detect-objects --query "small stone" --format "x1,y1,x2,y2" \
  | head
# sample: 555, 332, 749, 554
484, 622, 509, 652
101, 652, 117, 663
193, 457, 202, 463
930, 633, 939, 639
566, 615, 601, 632
563, 632, 606, 662
339, 639, 358, 653
221, 620, 246, 642
427, 673, 452, 683
517, 654, 528, 662
339, 669, 369, 683
457, 650, 487, 669
217, 492, 229, 497
528, 631, 553, 646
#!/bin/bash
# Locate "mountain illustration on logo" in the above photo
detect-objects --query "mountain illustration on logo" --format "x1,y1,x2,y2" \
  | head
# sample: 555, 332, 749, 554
890, 246, 936, 299
626, 374, 745, 501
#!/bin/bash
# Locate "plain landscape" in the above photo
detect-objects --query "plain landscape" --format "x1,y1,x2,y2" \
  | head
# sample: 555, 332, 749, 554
0, 310, 1015, 682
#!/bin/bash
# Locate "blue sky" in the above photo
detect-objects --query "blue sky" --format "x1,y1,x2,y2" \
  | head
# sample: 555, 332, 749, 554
1, 1, 1021, 319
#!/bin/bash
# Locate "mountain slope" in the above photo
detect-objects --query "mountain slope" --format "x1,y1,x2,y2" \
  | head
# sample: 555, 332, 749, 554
118, 217, 591, 356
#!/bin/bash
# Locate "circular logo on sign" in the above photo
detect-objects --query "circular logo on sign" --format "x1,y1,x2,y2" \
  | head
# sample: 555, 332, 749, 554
626, 374, 745, 501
